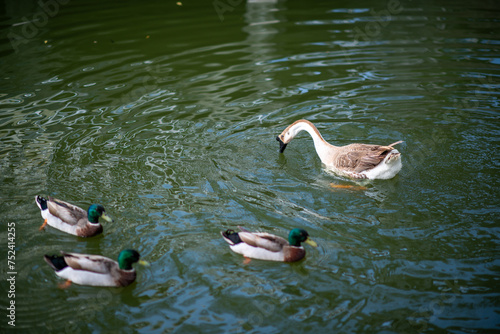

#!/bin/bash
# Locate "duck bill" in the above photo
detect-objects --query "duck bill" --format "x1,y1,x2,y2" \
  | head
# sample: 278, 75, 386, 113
138, 259, 150, 267
304, 238, 318, 247
101, 213, 114, 223
276, 136, 288, 153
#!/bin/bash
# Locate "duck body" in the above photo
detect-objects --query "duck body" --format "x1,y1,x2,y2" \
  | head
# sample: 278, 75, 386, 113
276, 119, 403, 180
221, 227, 317, 262
44, 249, 146, 287
35, 196, 112, 237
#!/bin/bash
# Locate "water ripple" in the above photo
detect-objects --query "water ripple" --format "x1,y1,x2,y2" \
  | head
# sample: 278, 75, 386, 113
0, 0, 499, 332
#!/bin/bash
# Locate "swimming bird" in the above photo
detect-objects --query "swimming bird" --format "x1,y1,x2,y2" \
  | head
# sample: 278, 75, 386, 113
276, 119, 403, 179
44, 249, 148, 288
35, 196, 113, 237
221, 227, 317, 262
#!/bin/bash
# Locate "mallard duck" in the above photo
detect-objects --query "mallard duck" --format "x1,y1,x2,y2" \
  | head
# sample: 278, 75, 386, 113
44, 249, 148, 287
35, 196, 113, 237
276, 119, 403, 180
221, 227, 317, 262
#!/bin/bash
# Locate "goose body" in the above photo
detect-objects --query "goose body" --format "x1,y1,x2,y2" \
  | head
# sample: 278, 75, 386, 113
221, 227, 317, 262
35, 196, 113, 237
276, 119, 403, 180
44, 249, 148, 287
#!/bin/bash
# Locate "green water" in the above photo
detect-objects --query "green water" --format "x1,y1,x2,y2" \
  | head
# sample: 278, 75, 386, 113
1, 0, 499, 333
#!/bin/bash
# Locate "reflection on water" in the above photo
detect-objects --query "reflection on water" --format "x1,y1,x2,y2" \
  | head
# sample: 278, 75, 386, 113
0, 0, 499, 332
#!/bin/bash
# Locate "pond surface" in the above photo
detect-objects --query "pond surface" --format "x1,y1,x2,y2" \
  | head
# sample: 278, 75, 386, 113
0, 0, 499, 333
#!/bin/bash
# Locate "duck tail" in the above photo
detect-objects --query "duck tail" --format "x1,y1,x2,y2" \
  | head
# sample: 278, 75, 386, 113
221, 229, 242, 245
35, 195, 48, 210
44, 254, 68, 271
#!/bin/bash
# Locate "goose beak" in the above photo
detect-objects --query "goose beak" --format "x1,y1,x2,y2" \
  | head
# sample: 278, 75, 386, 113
101, 212, 114, 223
304, 238, 318, 247
276, 136, 287, 153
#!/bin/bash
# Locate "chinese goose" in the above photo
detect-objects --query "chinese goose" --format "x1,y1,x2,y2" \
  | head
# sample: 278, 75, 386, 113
276, 119, 403, 179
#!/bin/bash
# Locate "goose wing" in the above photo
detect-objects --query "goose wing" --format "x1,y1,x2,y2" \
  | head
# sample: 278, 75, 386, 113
337, 144, 396, 173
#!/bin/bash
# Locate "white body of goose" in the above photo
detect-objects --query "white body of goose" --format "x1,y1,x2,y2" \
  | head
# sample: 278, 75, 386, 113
276, 119, 403, 180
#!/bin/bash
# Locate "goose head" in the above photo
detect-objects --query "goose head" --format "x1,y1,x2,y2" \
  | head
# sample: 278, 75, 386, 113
276, 119, 309, 153
276, 135, 288, 153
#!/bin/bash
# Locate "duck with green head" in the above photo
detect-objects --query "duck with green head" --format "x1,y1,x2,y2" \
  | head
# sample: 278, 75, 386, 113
35, 195, 113, 237
221, 227, 317, 262
44, 249, 149, 287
